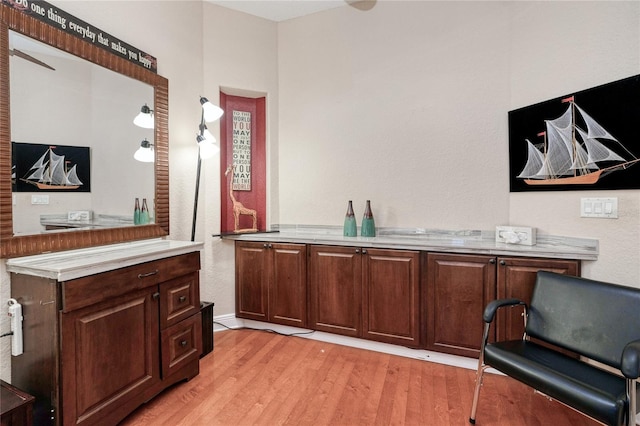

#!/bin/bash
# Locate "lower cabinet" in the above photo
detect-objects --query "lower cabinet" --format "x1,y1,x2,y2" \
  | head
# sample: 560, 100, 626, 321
495, 256, 579, 341
308, 245, 421, 347
11, 252, 202, 426
235, 241, 581, 359
425, 253, 580, 357
425, 253, 496, 358
235, 241, 307, 328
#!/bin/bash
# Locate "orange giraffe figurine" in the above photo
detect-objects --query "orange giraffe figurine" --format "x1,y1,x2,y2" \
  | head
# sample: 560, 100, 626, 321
225, 164, 258, 233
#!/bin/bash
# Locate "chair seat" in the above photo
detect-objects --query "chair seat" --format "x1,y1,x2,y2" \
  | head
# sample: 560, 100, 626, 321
484, 340, 627, 426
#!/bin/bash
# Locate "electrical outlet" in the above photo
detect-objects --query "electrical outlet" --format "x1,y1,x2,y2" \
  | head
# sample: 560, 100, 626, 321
496, 226, 536, 246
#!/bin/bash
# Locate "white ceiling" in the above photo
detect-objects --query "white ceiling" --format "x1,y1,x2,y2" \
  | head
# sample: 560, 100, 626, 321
207, 0, 364, 22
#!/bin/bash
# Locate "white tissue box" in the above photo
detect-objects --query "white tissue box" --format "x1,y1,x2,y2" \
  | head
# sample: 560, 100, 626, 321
68, 210, 92, 222
495, 226, 536, 246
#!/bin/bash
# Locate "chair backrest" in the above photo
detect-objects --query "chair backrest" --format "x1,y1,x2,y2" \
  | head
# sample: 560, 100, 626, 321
526, 271, 640, 369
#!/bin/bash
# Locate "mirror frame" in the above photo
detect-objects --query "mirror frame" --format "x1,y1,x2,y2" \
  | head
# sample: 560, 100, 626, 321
1, 4, 169, 258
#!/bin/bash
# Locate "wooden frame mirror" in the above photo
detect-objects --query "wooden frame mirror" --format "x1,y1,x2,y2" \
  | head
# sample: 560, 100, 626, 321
1, 4, 169, 258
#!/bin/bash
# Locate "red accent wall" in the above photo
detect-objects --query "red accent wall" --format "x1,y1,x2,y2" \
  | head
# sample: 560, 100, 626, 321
220, 93, 266, 233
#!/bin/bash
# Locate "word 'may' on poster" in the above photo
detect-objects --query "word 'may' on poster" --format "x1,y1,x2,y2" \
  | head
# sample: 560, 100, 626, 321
232, 110, 252, 191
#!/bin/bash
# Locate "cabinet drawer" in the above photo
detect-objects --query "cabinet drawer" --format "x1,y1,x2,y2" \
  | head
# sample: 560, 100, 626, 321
161, 313, 202, 379
160, 272, 200, 329
61, 252, 200, 312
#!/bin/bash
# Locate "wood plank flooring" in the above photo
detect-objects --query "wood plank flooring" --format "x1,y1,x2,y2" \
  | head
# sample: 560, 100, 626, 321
120, 329, 599, 425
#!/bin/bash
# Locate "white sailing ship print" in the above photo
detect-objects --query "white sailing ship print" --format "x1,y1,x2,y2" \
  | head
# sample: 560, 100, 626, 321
21, 146, 83, 190
517, 96, 639, 185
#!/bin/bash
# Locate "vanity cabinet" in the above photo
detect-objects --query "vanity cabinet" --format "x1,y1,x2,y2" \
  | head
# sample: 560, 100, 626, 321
425, 253, 579, 357
308, 245, 420, 347
10, 251, 202, 426
235, 241, 307, 328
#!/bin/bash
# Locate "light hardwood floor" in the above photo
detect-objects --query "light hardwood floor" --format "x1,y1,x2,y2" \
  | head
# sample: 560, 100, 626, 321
121, 329, 598, 425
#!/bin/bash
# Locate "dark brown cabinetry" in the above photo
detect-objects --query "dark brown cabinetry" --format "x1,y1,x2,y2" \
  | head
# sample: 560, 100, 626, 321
495, 256, 579, 341
235, 241, 307, 328
425, 253, 579, 358
11, 252, 202, 426
308, 245, 362, 337
425, 253, 497, 358
308, 245, 420, 347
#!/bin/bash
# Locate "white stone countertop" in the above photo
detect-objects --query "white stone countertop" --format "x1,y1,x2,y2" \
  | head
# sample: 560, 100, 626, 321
220, 225, 598, 261
40, 214, 136, 230
6, 238, 204, 281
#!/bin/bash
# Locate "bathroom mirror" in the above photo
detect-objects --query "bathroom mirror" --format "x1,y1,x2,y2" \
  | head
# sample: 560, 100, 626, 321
1, 5, 169, 258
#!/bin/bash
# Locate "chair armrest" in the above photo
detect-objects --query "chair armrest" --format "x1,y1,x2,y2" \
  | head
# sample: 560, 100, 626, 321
483, 298, 526, 323
621, 339, 640, 379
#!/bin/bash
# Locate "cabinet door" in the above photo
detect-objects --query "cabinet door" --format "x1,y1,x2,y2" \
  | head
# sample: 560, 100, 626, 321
426, 253, 496, 357
159, 272, 200, 329
161, 312, 202, 379
363, 249, 420, 347
269, 243, 307, 328
60, 287, 160, 426
496, 257, 580, 341
235, 242, 269, 321
308, 245, 362, 337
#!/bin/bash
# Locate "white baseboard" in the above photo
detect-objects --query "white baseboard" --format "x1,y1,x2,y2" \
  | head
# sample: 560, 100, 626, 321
212, 314, 483, 372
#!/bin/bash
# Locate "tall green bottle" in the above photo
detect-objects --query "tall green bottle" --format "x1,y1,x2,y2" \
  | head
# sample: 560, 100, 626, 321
343, 200, 357, 237
140, 198, 150, 224
134, 198, 141, 225
361, 200, 376, 237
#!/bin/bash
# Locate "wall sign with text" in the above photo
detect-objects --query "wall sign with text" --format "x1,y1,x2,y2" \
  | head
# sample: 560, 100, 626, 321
232, 110, 252, 191
2, 0, 157, 72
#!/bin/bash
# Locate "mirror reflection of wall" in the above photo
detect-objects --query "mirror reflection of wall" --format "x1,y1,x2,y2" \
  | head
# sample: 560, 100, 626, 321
9, 31, 155, 235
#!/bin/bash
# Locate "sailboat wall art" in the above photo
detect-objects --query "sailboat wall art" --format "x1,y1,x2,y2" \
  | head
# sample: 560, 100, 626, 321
508, 74, 640, 192
12, 142, 91, 193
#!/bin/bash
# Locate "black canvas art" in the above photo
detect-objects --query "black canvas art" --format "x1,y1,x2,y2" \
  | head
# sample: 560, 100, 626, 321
12, 142, 91, 192
509, 75, 640, 192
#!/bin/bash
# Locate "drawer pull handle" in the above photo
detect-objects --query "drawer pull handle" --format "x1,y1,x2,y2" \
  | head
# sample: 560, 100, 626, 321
138, 270, 159, 279
179, 296, 187, 303
180, 340, 188, 347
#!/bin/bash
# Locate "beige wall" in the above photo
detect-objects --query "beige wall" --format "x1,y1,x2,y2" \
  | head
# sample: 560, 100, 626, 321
277, 1, 640, 285
1, 1, 639, 382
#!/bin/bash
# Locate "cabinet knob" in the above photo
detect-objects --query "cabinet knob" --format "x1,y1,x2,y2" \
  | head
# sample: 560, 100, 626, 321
362, 249, 368, 255
268, 244, 273, 249
178, 295, 187, 303
152, 292, 160, 300
500, 260, 506, 266
263, 243, 268, 248
489, 258, 496, 264
180, 340, 188, 347
355, 249, 360, 254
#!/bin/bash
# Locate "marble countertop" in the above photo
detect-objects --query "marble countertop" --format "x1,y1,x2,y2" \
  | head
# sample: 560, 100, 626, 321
6, 239, 204, 281
40, 214, 136, 230
221, 225, 598, 261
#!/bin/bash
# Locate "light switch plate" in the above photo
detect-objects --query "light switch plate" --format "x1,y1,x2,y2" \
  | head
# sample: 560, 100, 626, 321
31, 195, 49, 205
581, 197, 618, 218
496, 226, 536, 246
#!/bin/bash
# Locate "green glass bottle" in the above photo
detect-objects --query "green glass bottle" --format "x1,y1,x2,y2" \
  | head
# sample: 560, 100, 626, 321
134, 198, 141, 225
343, 200, 357, 237
361, 200, 376, 237
140, 198, 150, 224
